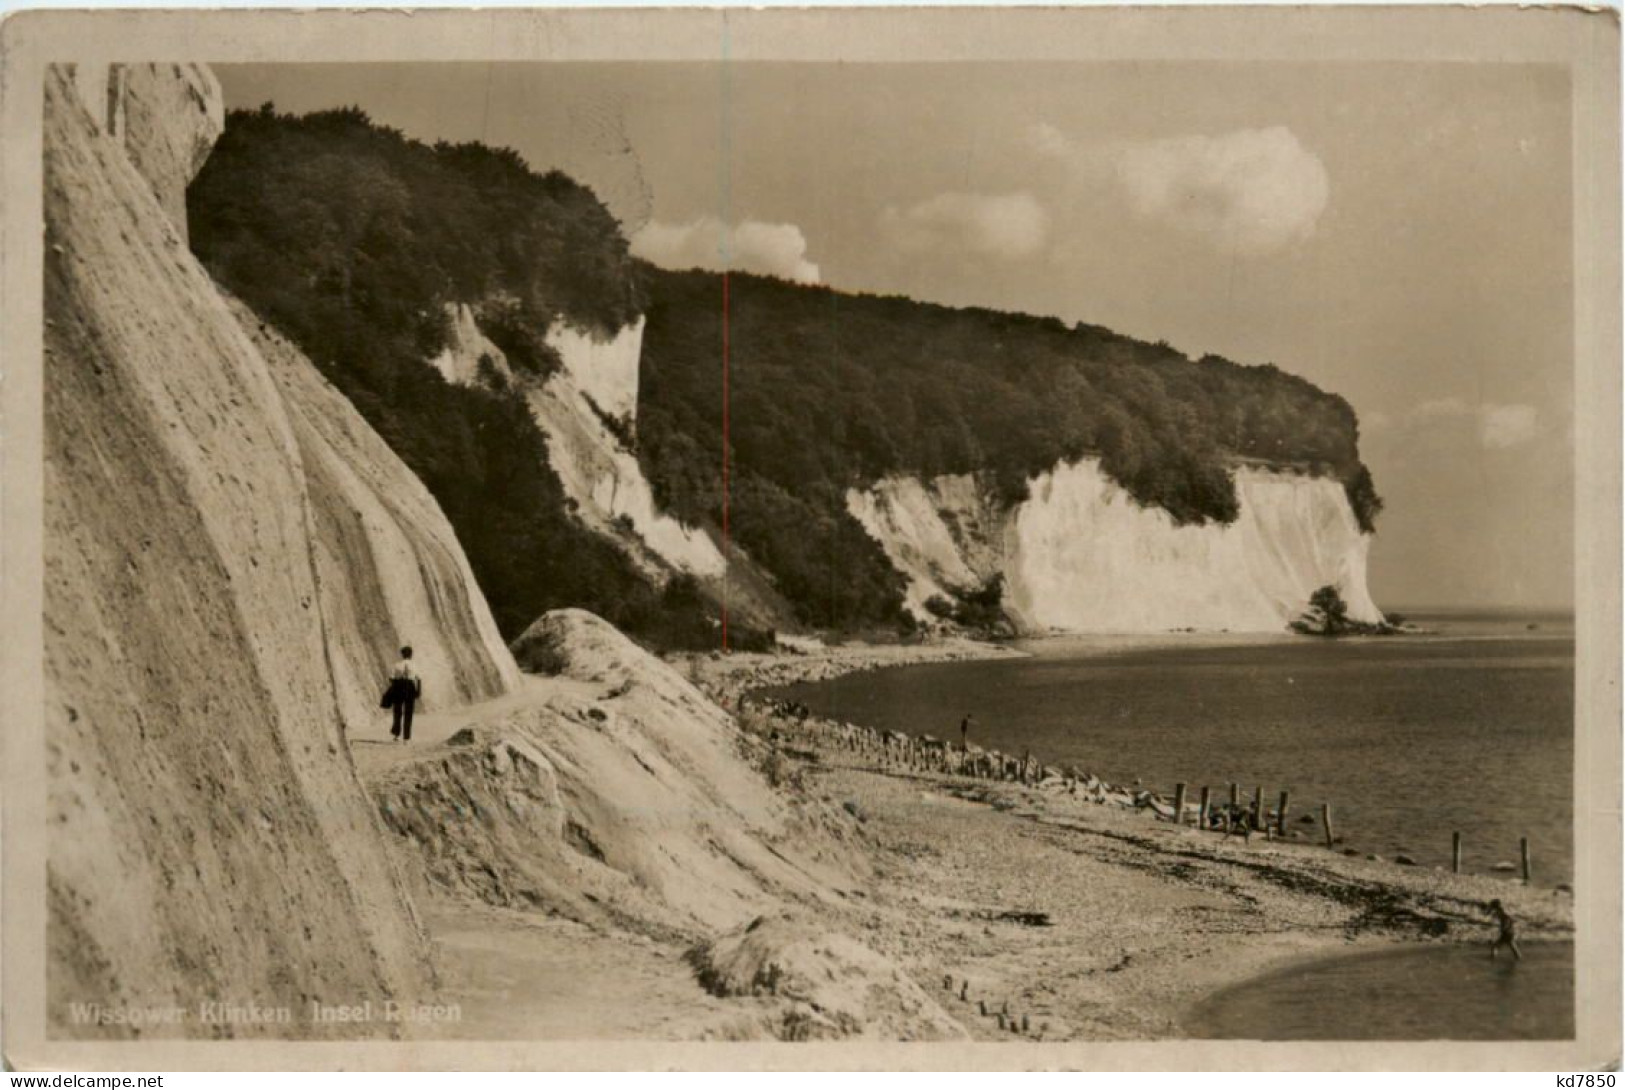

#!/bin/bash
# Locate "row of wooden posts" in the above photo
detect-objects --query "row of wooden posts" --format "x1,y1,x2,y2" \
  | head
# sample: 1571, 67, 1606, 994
1169, 781, 1312, 839
1167, 781, 1315, 841
943, 975, 1041, 1038
1171, 780, 1534, 882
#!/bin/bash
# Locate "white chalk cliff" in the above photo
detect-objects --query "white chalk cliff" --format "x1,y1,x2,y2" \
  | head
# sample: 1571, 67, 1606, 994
428, 302, 513, 387
433, 305, 726, 580
849, 458, 1382, 634
545, 317, 643, 425
44, 63, 517, 1032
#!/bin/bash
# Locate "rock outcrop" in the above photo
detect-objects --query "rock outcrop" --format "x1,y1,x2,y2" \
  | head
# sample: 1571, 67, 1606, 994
691, 914, 966, 1040
44, 63, 512, 1035
427, 303, 513, 388
850, 457, 1382, 633
545, 316, 644, 427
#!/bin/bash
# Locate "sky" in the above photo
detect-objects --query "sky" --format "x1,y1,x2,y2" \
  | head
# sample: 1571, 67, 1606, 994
217, 61, 1576, 611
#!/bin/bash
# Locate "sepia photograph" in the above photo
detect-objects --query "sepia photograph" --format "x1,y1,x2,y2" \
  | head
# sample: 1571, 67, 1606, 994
0, 4, 1618, 1073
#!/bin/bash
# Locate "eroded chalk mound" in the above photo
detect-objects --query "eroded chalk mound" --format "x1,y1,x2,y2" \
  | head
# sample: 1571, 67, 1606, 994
374, 610, 869, 937
690, 915, 966, 1041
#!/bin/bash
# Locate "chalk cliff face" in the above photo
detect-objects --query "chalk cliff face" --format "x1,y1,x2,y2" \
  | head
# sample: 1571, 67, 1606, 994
850, 458, 1382, 634
846, 473, 1011, 621
44, 63, 514, 1034
545, 317, 644, 426
428, 302, 512, 388
433, 307, 726, 580
69, 62, 224, 244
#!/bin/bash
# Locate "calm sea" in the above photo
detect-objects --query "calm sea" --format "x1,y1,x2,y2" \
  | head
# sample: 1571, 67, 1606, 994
768, 610, 1575, 880
1186, 941, 1574, 1040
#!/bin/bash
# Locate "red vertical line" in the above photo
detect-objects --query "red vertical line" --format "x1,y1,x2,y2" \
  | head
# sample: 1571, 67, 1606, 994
721, 270, 731, 652
718, 15, 733, 655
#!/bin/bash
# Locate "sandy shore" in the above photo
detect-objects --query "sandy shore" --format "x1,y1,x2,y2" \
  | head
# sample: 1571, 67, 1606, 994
767, 715, 1574, 1039
694, 637, 1574, 1037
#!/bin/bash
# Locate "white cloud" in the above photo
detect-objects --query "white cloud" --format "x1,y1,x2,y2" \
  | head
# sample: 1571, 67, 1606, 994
1116, 128, 1329, 255
630, 216, 821, 283
1032, 123, 1329, 256
1399, 397, 1541, 449
1478, 404, 1540, 449
878, 191, 1050, 261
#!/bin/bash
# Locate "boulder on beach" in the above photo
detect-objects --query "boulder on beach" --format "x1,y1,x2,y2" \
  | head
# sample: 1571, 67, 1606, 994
689, 914, 966, 1040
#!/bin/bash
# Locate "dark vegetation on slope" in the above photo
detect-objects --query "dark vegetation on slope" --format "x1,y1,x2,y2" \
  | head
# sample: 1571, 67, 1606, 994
190, 106, 1381, 640
637, 268, 1382, 629
188, 105, 756, 651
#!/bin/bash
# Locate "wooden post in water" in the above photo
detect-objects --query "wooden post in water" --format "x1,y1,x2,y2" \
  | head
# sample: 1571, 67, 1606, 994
1277, 791, 1290, 837
1198, 786, 1211, 829
1521, 837, 1532, 884
1173, 783, 1187, 827
1452, 831, 1463, 874
1321, 802, 1335, 848
1252, 785, 1265, 831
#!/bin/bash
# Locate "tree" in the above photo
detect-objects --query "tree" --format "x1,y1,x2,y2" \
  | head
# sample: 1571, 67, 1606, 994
1307, 584, 1350, 635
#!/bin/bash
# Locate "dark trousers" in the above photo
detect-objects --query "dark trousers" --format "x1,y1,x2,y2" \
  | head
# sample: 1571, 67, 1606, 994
392, 697, 415, 741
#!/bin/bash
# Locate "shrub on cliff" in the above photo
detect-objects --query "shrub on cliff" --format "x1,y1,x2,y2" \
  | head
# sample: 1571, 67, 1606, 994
1308, 584, 1351, 634
1292, 584, 1396, 636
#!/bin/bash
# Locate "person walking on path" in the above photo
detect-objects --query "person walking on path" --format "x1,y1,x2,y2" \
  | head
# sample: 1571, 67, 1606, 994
1488, 899, 1523, 961
384, 646, 422, 743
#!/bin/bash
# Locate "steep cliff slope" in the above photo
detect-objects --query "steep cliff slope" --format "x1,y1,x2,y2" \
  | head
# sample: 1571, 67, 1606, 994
1006, 460, 1381, 631
234, 303, 522, 724
43, 63, 514, 1035
638, 267, 1384, 634
849, 459, 1380, 634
